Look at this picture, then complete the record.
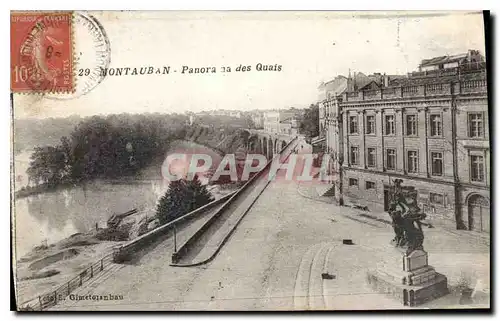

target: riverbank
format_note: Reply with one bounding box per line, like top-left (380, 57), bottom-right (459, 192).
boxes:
top-left (16, 231), bottom-right (123, 304)
top-left (15, 181), bottom-right (238, 304)
top-left (14, 182), bottom-right (76, 199)
top-left (16, 207), bottom-right (173, 303)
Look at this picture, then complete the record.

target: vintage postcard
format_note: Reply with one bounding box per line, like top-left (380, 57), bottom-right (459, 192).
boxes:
top-left (11, 11), bottom-right (490, 311)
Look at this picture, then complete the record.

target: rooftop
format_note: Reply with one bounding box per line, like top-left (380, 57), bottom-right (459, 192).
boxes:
top-left (320, 50), bottom-right (486, 104)
top-left (420, 53), bottom-right (468, 67)
top-left (419, 50), bottom-right (484, 68)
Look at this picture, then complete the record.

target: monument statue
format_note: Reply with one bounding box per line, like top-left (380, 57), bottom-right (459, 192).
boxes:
top-left (387, 179), bottom-right (427, 254)
top-left (366, 178), bottom-right (448, 306)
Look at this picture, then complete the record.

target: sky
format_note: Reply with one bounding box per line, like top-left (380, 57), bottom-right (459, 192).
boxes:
top-left (13, 11), bottom-right (486, 119)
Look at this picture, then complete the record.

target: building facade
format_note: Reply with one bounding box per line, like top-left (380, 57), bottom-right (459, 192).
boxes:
top-left (279, 117), bottom-right (299, 136)
top-left (321, 51), bottom-right (489, 232)
top-left (250, 112), bottom-right (264, 129)
top-left (263, 111), bottom-right (280, 133)
top-left (318, 76), bottom-right (348, 136)
top-left (263, 110), bottom-right (301, 134)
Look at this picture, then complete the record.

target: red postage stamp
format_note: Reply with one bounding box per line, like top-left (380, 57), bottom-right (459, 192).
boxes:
top-left (11, 11), bottom-right (74, 93)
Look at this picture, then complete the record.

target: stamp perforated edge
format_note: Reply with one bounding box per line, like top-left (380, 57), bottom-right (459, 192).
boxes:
top-left (11, 11), bottom-right (76, 95)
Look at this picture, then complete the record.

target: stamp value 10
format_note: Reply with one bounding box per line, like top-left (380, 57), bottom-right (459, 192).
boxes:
top-left (11, 11), bottom-right (74, 93)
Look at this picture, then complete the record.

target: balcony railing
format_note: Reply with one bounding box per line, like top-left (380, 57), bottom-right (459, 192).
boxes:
top-left (425, 83), bottom-right (452, 96)
top-left (402, 86), bottom-right (418, 94)
top-left (425, 83), bottom-right (443, 92)
top-left (339, 78), bottom-right (487, 103)
top-left (461, 79), bottom-right (488, 94)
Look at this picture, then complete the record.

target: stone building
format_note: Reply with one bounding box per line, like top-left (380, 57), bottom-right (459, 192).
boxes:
top-left (321, 50), bottom-right (489, 232)
top-left (263, 110), bottom-right (280, 133)
top-left (263, 110), bottom-right (301, 134)
top-left (279, 117), bottom-right (299, 136)
top-left (250, 111), bottom-right (264, 129)
top-left (318, 76), bottom-right (348, 135)
top-left (317, 72), bottom-right (404, 145)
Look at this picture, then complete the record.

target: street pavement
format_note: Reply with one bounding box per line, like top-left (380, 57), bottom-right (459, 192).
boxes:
top-left (52, 171), bottom-right (490, 311)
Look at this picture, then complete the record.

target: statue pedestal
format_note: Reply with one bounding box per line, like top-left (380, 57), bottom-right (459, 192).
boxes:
top-left (367, 249), bottom-right (448, 307)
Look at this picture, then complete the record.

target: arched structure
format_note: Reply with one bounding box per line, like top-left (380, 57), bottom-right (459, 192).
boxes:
top-left (244, 129), bottom-right (296, 160)
top-left (465, 193), bottom-right (490, 233)
top-left (262, 136), bottom-right (268, 158)
top-left (267, 138), bottom-right (274, 159)
top-left (247, 135), bottom-right (260, 154)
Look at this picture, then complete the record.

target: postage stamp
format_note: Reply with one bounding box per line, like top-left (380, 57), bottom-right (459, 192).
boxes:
top-left (11, 11), bottom-right (74, 93)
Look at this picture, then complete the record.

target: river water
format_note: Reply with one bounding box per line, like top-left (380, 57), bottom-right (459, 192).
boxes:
top-left (13, 140), bottom-right (223, 257)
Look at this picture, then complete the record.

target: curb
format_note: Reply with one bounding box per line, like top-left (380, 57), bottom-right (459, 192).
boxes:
top-left (170, 176), bottom-right (274, 267)
top-left (296, 181), bottom-right (335, 205)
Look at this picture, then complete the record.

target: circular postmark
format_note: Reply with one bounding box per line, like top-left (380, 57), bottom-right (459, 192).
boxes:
top-left (45, 12), bottom-right (111, 100)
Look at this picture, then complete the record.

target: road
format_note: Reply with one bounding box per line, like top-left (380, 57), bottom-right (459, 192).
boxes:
top-left (52, 172), bottom-right (490, 310)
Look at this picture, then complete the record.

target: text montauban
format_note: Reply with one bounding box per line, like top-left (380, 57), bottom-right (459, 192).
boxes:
top-left (94, 63), bottom-right (282, 77)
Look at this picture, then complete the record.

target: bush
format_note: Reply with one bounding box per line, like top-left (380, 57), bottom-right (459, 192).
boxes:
top-left (156, 175), bottom-right (214, 224)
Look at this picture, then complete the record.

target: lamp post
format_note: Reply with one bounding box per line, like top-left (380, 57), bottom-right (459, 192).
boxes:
top-left (173, 224), bottom-right (177, 252)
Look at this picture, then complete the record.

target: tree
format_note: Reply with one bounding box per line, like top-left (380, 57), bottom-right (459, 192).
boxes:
top-left (22, 112), bottom-right (250, 191)
top-left (156, 175), bottom-right (214, 224)
top-left (26, 145), bottom-right (68, 186)
top-left (185, 175), bottom-right (215, 210)
top-left (299, 103), bottom-right (320, 138)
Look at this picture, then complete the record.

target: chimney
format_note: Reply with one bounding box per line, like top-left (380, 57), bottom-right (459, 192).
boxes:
top-left (383, 73), bottom-right (389, 87)
top-left (347, 69), bottom-right (353, 92)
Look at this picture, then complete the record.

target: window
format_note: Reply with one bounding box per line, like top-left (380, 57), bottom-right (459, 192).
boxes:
top-left (470, 155), bottom-right (485, 182)
top-left (406, 114), bottom-right (417, 136)
top-left (366, 115), bottom-right (376, 134)
top-left (386, 149), bottom-right (396, 170)
top-left (349, 178), bottom-right (358, 187)
top-left (366, 147), bottom-right (376, 167)
top-left (385, 115), bottom-right (395, 135)
top-left (365, 181), bottom-right (376, 190)
top-left (349, 115), bottom-right (358, 134)
top-left (431, 152), bottom-right (443, 176)
top-left (430, 114), bottom-right (442, 136)
top-left (407, 150), bottom-right (418, 173)
top-left (468, 113), bottom-right (484, 138)
top-left (429, 192), bottom-right (444, 205)
top-left (350, 146), bottom-right (359, 165)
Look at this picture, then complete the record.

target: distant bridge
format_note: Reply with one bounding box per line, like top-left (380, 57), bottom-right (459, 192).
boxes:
top-left (245, 129), bottom-right (296, 160)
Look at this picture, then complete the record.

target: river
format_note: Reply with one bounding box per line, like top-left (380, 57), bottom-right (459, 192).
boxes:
top-left (13, 140), bottom-right (223, 258)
